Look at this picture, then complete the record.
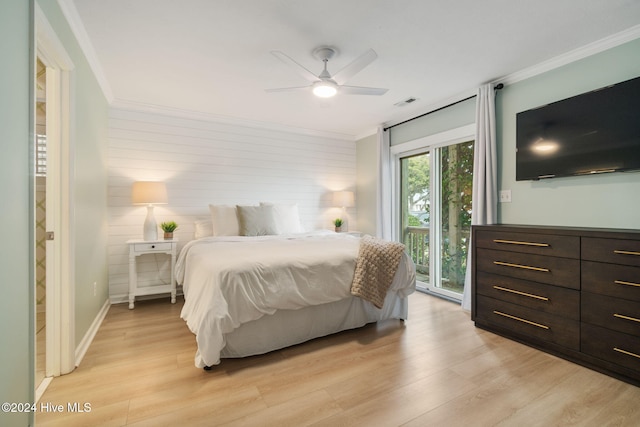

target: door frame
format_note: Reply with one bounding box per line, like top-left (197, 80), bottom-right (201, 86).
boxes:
top-left (35, 4), bottom-right (75, 378)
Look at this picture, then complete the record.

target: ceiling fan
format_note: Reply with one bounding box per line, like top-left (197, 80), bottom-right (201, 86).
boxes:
top-left (266, 47), bottom-right (388, 98)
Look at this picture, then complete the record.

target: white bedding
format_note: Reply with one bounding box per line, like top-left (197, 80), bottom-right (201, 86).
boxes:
top-left (177, 230), bottom-right (416, 367)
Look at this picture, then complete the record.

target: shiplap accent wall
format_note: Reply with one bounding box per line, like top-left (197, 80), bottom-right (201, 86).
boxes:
top-left (107, 107), bottom-right (358, 302)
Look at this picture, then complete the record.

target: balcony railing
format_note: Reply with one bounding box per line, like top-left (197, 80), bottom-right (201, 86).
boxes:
top-left (404, 226), bottom-right (429, 276)
top-left (404, 226), bottom-right (470, 294)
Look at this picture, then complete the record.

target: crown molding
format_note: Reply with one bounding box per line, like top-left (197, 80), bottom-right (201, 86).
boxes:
top-left (383, 25), bottom-right (640, 132)
top-left (110, 99), bottom-right (356, 141)
top-left (56, 0), bottom-right (114, 102)
top-left (496, 24), bottom-right (640, 86)
top-left (55, 1), bottom-right (639, 141)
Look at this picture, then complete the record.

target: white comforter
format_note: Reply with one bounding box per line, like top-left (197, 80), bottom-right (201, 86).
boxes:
top-left (177, 231), bottom-right (414, 367)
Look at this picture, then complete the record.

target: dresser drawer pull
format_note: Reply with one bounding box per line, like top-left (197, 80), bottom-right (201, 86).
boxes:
top-left (492, 285), bottom-right (549, 301)
top-left (613, 313), bottom-right (640, 324)
top-left (613, 347), bottom-right (640, 360)
top-left (614, 250), bottom-right (640, 256)
top-left (615, 280), bottom-right (640, 288)
top-left (493, 239), bottom-right (550, 247)
top-left (493, 310), bottom-right (549, 329)
top-left (493, 261), bottom-right (550, 272)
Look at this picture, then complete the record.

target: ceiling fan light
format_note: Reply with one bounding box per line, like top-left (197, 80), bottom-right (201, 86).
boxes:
top-left (312, 81), bottom-right (338, 98)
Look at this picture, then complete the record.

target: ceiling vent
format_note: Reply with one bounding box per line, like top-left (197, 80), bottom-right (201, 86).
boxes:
top-left (394, 97), bottom-right (418, 107)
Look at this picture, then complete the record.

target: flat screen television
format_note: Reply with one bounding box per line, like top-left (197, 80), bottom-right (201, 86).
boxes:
top-left (516, 76), bottom-right (640, 181)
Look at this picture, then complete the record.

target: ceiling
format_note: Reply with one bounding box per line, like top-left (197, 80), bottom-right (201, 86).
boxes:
top-left (68, 0), bottom-right (640, 139)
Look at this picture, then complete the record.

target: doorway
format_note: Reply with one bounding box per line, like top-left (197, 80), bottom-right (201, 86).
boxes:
top-left (35, 6), bottom-right (76, 400)
top-left (394, 125), bottom-right (475, 301)
top-left (35, 57), bottom-right (48, 391)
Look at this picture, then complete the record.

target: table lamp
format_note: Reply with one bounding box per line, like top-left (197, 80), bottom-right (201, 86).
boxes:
top-left (132, 181), bottom-right (168, 241)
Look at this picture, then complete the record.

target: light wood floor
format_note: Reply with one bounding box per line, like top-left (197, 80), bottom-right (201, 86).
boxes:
top-left (37, 293), bottom-right (640, 426)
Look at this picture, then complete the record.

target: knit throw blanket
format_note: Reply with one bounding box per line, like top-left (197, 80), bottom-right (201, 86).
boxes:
top-left (350, 235), bottom-right (406, 309)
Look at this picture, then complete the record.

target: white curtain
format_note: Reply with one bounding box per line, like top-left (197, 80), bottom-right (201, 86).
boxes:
top-left (461, 84), bottom-right (498, 311)
top-left (376, 126), bottom-right (392, 240)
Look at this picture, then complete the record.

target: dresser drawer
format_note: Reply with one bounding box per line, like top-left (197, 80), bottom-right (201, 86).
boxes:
top-left (476, 295), bottom-right (580, 350)
top-left (582, 237), bottom-right (640, 267)
top-left (582, 261), bottom-right (640, 302)
top-left (582, 292), bottom-right (640, 338)
top-left (476, 248), bottom-right (580, 289)
top-left (475, 230), bottom-right (579, 258)
top-left (132, 242), bottom-right (173, 252)
top-left (581, 323), bottom-right (640, 374)
top-left (476, 271), bottom-right (579, 320)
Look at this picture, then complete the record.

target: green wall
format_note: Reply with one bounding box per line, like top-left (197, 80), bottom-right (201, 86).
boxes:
top-left (0, 2), bottom-right (108, 424)
top-left (37, 0), bottom-right (110, 345)
top-left (357, 38), bottom-right (640, 235)
top-left (0, 2), bottom-right (34, 425)
top-left (498, 38), bottom-right (640, 229)
top-left (389, 97), bottom-right (476, 145)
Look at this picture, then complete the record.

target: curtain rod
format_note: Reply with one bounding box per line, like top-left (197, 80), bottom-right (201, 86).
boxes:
top-left (383, 83), bottom-right (504, 131)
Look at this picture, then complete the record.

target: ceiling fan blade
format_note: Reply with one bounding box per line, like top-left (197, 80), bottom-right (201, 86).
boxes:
top-left (271, 51), bottom-right (319, 83)
top-left (265, 86), bottom-right (310, 93)
top-left (340, 85), bottom-right (388, 96)
top-left (332, 49), bottom-right (378, 85)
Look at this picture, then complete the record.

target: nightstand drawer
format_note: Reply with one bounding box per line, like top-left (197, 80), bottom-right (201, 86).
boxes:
top-left (582, 261), bottom-right (640, 302)
top-left (475, 230), bottom-right (579, 258)
top-left (133, 242), bottom-right (173, 252)
top-left (476, 271), bottom-right (579, 320)
top-left (581, 323), bottom-right (640, 374)
top-left (476, 248), bottom-right (580, 289)
top-left (582, 237), bottom-right (640, 267)
top-left (582, 292), bottom-right (640, 337)
top-left (476, 295), bottom-right (580, 350)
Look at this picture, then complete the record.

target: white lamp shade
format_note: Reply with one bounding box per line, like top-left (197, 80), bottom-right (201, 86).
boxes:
top-left (132, 181), bottom-right (168, 205)
top-left (132, 181), bottom-right (167, 241)
top-left (333, 191), bottom-right (355, 208)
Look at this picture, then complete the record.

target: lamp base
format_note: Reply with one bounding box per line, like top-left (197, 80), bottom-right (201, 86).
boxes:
top-left (143, 205), bottom-right (158, 241)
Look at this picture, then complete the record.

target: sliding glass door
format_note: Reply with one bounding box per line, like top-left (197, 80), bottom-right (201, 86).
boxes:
top-left (400, 140), bottom-right (473, 300)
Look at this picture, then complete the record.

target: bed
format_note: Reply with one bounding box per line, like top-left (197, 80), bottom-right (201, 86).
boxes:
top-left (176, 205), bottom-right (416, 368)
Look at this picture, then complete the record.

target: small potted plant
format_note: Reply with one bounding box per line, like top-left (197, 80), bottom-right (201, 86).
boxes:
top-left (160, 221), bottom-right (178, 240)
top-left (333, 218), bottom-right (343, 233)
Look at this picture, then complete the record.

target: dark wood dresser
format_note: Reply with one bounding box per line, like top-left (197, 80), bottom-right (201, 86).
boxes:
top-left (472, 224), bottom-right (640, 386)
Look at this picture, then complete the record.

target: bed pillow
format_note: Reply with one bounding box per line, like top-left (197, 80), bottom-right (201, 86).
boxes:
top-left (194, 218), bottom-right (213, 239)
top-left (209, 204), bottom-right (240, 236)
top-left (260, 202), bottom-right (304, 234)
top-left (236, 205), bottom-right (277, 236)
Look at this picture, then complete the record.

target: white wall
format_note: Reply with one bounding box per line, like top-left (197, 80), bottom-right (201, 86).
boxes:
top-left (107, 108), bottom-right (357, 301)
top-left (356, 133), bottom-right (378, 236)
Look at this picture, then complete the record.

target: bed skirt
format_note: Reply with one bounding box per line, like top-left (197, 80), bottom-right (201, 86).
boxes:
top-left (204, 290), bottom-right (409, 364)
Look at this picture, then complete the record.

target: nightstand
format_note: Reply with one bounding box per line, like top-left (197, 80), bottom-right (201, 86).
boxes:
top-left (127, 239), bottom-right (178, 309)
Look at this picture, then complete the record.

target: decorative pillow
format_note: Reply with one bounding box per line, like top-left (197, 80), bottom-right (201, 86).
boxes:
top-left (209, 204), bottom-right (240, 236)
top-left (194, 218), bottom-right (213, 239)
top-left (260, 202), bottom-right (304, 234)
top-left (236, 205), bottom-right (277, 236)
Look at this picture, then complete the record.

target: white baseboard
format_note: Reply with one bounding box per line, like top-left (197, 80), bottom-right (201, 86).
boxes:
top-left (35, 377), bottom-right (53, 403)
top-left (75, 299), bottom-right (110, 367)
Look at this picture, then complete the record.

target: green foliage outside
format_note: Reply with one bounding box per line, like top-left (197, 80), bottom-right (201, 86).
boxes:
top-left (404, 141), bottom-right (474, 293)
top-left (407, 154), bottom-right (430, 212)
top-left (440, 142), bottom-right (474, 291)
